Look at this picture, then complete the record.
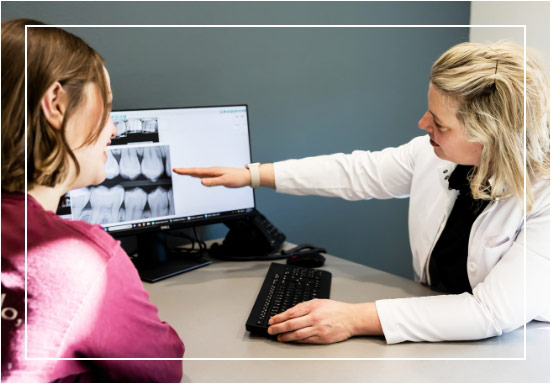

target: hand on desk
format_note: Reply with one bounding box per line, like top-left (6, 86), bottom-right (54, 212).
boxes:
top-left (267, 299), bottom-right (383, 344)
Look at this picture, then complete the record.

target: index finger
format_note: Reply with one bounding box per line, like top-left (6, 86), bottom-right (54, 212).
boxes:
top-left (269, 302), bottom-right (311, 325)
top-left (172, 167), bottom-right (219, 177)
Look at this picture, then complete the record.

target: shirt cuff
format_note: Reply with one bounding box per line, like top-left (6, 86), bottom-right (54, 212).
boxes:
top-left (273, 160), bottom-right (295, 194)
top-left (375, 299), bottom-right (406, 344)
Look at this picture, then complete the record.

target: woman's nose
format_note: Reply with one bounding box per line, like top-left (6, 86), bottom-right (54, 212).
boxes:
top-left (418, 112), bottom-right (432, 133)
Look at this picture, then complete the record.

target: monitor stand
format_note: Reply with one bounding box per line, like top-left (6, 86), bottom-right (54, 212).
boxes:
top-left (132, 232), bottom-right (211, 283)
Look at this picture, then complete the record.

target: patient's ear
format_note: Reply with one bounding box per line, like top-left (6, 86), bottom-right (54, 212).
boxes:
top-left (40, 81), bottom-right (68, 130)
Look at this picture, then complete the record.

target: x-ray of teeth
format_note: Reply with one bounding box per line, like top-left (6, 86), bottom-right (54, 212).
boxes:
top-left (119, 147), bottom-right (141, 180)
top-left (148, 187), bottom-right (170, 217)
top-left (61, 143), bottom-right (175, 225)
top-left (65, 185), bottom-right (175, 225)
top-left (142, 119), bottom-right (158, 133)
top-left (141, 146), bottom-right (164, 182)
top-left (124, 187), bottom-right (148, 221)
top-left (110, 145), bottom-right (171, 182)
top-left (114, 119), bottom-right (127, 137)
top-left (126, 118), bottom-right (143, 133)
top-left (89, 185), bottom-right (125, 224)
top-left (110, 117), bottom-right (159, 145)
top-left (70, 188), bottom-right (90, 220)
top-left (105, 150), bottom-right (119, 179)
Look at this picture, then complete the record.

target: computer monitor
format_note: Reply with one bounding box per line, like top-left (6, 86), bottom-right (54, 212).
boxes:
top-left (56, 105), bottom-right (255, 281)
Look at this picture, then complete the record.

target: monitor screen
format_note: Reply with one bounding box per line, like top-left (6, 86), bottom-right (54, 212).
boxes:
top-left (57, 105), bottom-right (255, 235)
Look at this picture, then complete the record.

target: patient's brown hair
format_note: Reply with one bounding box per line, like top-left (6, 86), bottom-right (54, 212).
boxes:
top-left (1, 19), bottom-right (110, 193)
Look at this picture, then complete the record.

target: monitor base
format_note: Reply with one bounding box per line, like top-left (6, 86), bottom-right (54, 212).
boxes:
top-left (134, 254), bottom-right (212, 283)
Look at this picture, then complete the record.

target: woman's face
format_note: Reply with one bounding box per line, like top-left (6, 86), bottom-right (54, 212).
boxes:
top-left (65, 68), bottom-right (116, 190)
top-left (418, 83), bottom-right (483, 165)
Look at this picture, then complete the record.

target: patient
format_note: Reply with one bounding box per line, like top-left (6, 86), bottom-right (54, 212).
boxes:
top-left (1, 19), bottom-right (184, 382)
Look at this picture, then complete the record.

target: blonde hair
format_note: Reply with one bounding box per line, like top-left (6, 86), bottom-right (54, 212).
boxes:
top-left (1, 19), bottom-right (110, 193)
top-left (430, 41), bottom-right (550, 211)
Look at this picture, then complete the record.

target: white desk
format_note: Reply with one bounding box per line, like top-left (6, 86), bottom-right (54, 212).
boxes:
top-left (144, 245), bottom-right (550, 382)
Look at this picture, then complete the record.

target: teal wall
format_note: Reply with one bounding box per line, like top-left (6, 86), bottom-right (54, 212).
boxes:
top-left (2, 2), bottom-right (471, 279)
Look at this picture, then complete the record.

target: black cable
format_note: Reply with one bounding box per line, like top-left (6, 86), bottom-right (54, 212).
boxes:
top-left (168, 230), bottom-right (196, 249)
top-left (192, 227), bottom-right (207, 252)
top-left (166, 229), bottom-right (205, 259)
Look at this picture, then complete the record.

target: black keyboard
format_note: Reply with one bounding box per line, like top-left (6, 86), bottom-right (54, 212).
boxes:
top-left (245, 262), bottom-right (332, 335)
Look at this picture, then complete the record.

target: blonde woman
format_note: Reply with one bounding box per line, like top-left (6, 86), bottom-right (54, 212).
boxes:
top-left (1, 19), bottom-right (184, 381)
top-left (174, 42), bottom-right (550, 344)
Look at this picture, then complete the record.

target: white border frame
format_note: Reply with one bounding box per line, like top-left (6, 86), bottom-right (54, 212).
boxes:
top-left (24, 23), bottom-right (527, 362)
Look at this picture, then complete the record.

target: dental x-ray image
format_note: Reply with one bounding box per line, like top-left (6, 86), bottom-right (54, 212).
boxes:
top-left (70, 185), bottom-right (175, 225)
top-left (105, 145), bottom-right (171, 183)
top-left (55, 144), bottom-right (175, 225)
top-left (112, 117), bottom-right (159, 145)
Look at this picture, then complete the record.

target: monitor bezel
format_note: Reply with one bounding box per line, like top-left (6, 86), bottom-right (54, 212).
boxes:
top-left (104, 103), bottom-right (256, 238)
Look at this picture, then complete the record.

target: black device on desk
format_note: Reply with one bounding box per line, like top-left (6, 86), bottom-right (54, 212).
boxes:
top-left (246, 262), bottom-right (332, 336)
top-left (55, 104), bottom-right (260, 282)
top-left (283, 244), bottom-right (326, 268)
top-left (209, 211), bottom-right (286, 261)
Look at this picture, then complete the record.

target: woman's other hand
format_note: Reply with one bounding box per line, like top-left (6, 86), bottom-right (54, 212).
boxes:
top-left (267, 299), bottom-right (383, 344)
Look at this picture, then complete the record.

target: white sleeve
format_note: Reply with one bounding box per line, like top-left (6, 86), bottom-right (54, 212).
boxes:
top-left (375, 194), bottom-right (550, 344)
top-left (273, 136), bottom-right (427, 200)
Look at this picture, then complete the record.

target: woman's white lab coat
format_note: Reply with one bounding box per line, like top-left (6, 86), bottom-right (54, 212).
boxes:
top-left (273, 135), bottom-right (549, 344)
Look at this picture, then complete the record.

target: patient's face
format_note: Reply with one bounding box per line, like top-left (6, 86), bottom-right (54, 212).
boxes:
top-left (65, 68), bottom-right (116, 189)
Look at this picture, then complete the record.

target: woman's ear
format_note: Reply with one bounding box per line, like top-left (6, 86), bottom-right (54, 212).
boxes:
top-left (40, 82), bottom-right (68, 130)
